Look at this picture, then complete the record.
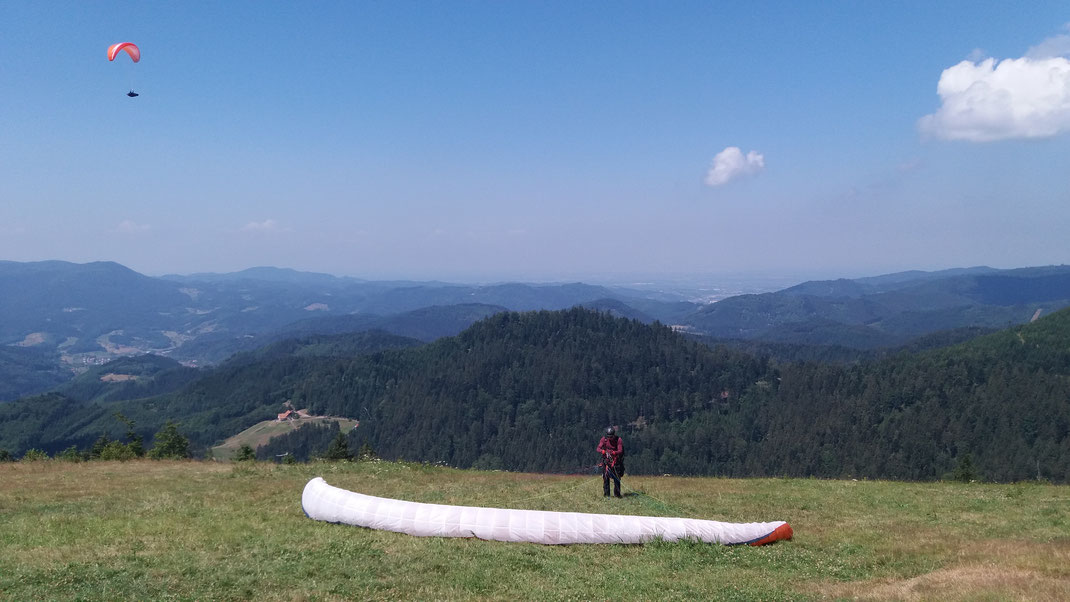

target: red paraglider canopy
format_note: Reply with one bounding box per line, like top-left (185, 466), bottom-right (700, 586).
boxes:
top-left (107, 43), bottom-right (140, 63)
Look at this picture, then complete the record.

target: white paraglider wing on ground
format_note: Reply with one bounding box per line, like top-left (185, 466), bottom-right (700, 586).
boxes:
top-left (302, 477), bottom-right (792, 546)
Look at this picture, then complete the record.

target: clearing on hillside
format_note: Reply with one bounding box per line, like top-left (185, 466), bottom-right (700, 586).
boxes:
top-left (211, 413), bottom-right (358, 460)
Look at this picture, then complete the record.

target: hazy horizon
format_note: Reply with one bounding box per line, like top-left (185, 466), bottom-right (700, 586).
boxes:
top-left (11, 256), bottom-right (1060, 298)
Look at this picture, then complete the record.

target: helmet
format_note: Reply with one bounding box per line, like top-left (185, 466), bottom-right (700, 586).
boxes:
top-left (605, 426), bottom-right (616, 436)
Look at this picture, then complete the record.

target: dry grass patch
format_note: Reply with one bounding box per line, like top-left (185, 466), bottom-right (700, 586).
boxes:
top-left (816, 539), bottom-right (1070, 601)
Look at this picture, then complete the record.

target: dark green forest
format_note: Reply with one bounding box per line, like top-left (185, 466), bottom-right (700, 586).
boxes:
top-left (0, 345), bottom-right (71, 402)
top-left (292, 308), bottom-right (1069, 481)
top-left (55, 355), bottom-right (200, 404)
top-left (3, 307), bottom-right (1068, 483)
top-left (256, 421), bottom-right (343, 462)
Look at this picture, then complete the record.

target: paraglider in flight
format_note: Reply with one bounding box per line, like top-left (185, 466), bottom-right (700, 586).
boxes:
top-left (107, 42), bottom-right (140, 62)
top-left (108, 43), bottom-right (141, 97)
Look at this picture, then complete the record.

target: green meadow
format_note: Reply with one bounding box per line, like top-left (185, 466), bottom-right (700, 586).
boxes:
top-left (1, 460), bottom-right (1068, 601)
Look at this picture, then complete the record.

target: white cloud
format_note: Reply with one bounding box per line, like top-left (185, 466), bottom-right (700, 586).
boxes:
top-left (1026, 23), bottom-right (1070, 59)
top-left (919, 31), bottom-right (1070, 141)
top-left (704, 147), bottom-right (765, 187)
top-left (114, 220), bottom-right (150, 233)
top-left (240, 219), bottom-right (285, 233)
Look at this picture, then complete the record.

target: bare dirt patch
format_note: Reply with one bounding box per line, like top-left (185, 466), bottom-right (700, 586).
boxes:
top-left (15, 332), bottom-right (47, 347)
top-left (100, 373), bottom-right (137, 382)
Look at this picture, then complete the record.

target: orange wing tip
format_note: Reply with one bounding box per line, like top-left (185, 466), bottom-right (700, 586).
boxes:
top-left (749, 522), bottom-right (793, 546)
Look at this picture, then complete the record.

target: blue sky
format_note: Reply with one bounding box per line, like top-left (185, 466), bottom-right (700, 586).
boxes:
top-left (2, 1), bottom-right (1068, 283)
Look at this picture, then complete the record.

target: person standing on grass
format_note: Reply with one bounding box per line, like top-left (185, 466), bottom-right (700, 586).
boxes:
top-left (597, 426), bottom-right (624, 498)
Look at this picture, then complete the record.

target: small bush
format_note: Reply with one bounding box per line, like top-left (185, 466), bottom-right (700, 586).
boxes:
top-left (90, 434), bottom-right (112, 459)
top-left (56, 446), bottom-right (83, 462)
top-left (356, 442), bottom-right (378, 462)
top-left (149, 421), bottom-right (191, 459)
top-left (952, 454), bottom-right (979, 483)
top-left (99, 441), bottom-right (137, 461)
top-left (472, 453), bottom-right (503, 471)
top-left (323, 433), bottom-right (353, 461)
top-left (21, 448), bottom-right (49, 462)
top-left (234, 444), bottom-right (256, 462)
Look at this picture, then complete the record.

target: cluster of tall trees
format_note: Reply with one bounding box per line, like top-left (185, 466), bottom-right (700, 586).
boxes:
top-left (256, 421), bottom-right (344, 462)
top-left (2, 415), bottom-right (191, 462)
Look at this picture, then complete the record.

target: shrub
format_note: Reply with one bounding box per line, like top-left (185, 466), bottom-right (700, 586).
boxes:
top-left (356, 442), bottom-right (378, 462)
top-left (99, 441), bottom-right (137, 461)
top-left (115, 413), bottom-right (145, 458)
top-left (234, 444), bottom-right (256, 462)
top-left (472, 453), bottom-right (503, 471)
top-left (952, 454), bottom-right (979, 483)
top-left (56, 446), bottom-right (83, 462)
top-left (90, 434), bottom-right (112, 459)
top-left (21, 448), bottom-right (49, 462)
top-left (323, 432), bottom-right (353, 461)
top-left (149, 421), bottom-right (191, 459)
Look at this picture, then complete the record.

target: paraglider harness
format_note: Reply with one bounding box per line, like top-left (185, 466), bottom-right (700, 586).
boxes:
top-left (600, 447), bottom-right (624, 498)
top-left (600, 450), bottom-right (625, 479)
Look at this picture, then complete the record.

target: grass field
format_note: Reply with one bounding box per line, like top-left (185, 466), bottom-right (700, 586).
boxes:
top-left (1, 460), bottom-right (1068, 601)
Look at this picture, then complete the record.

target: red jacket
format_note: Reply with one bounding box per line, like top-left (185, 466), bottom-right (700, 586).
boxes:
top-left (597, 435), bottom-right (623, 464)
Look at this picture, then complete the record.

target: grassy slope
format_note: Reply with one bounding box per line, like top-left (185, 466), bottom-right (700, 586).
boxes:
top-left (210, 416), bottom-right (359, 460)
top-left (1, 461), bottom-right (1068, 601)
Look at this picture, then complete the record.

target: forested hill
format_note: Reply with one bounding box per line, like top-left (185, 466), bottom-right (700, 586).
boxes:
top-left (0, 345), bottom-right (70, 402)
top-left (295, 307), bottom-right (1070, 481)
top-left (3, 307), bottom-right (1067, 482)
top-left (300, 309), bottom-right (775, 472)
top-left (754, 308), bottom-right (1070, 483)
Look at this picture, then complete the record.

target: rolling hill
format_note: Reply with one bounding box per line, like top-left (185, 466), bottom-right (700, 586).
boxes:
top-left (683, 265), bottom-right (1070, 347)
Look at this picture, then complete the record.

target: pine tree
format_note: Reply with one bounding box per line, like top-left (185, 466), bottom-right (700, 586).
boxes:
top-left (115, 413), bottom-right (145, 457)
top-left (148, 421), bottom-right (191, 459)
top-left (356, 442), bottom-right (378, 461)
top-left (324, 432), bottom-right (353, 461)
top-left (90, 434), bottom-right (112, 459)
top-left (234, 444), bottom-right (256, 462)
top-left (953, 454), bottom-right (978, 483)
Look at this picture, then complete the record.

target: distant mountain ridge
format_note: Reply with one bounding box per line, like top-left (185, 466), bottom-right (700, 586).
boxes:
top-left (161, 266), bottom-right (362, 287)
top-left (684, 265), bottom-right (1070, 347)
top-left (0, 261), bottom-right (693, 393)
top-left (4, 260), bottom-right (1070, 400)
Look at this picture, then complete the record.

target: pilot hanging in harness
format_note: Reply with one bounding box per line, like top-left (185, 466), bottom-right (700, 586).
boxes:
top-left (597, 426), bottom-right (624, 498)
